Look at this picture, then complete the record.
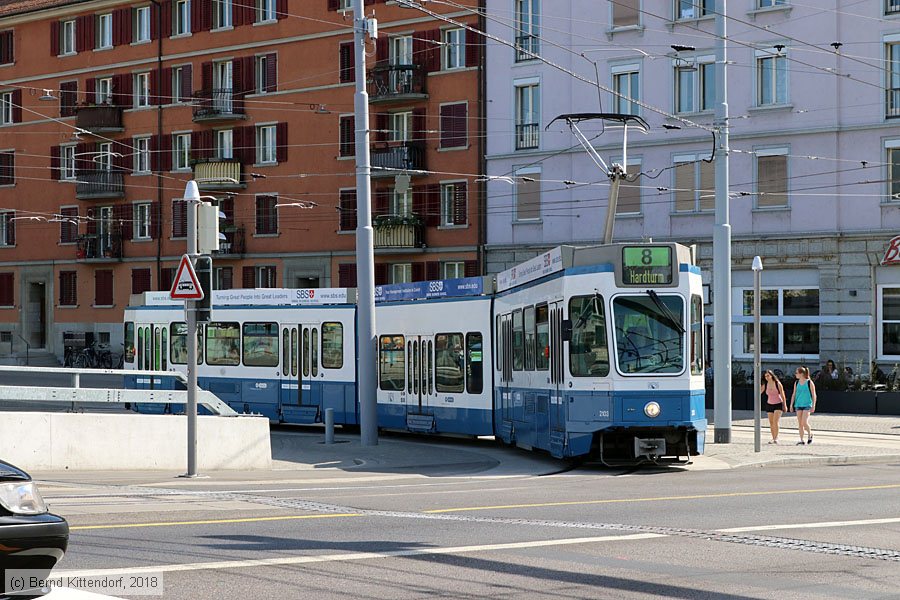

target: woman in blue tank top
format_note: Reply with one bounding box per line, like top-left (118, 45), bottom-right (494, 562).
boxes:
top-left (790, 366), bottom-right (817, 445)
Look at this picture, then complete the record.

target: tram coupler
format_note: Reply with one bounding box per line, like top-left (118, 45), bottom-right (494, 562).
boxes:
top-left (634, 437), bottom-right (666, 460)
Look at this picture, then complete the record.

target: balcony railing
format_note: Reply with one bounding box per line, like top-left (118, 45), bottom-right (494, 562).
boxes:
top-left (368, 64), bottom-right (427, 103)
top-left (216, 225), bottom-right (245, 256)
top-left (374, 216), bottom-right (424, 249)
top-left (887, 0), bottom-right (900, 15)
top-left (515, 34), bottom-right (539, 62)
top-left (888, 88), bottom-right (900, 118)
top-left (193, 159), bottom-right (244, 189)
top-left (75, 105), bottom-right (124, 132)
top-left (76, 232), bottom-right (122, 261)
top-left (76, 170), bottom-right (125, 200)
top-left (515, 123), bottom-right (540, 150)
top-left (371, 143), bottom-right (426, 176)
top-left (192, 89), bottom-right (246, 121)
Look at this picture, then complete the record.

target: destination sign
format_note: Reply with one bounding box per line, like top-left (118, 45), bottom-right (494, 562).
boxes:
top-left (621, 246), bottom-right (673, 285)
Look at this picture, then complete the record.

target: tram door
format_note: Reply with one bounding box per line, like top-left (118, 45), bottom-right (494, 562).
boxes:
top-left (549, 302), bottom-right (565, 432)
top-left (280, 324), bottom-right (322, 416)
top-left (134, 323), bottom-right (165, 387)
top-left (405, 335), bottom-right (434, 416)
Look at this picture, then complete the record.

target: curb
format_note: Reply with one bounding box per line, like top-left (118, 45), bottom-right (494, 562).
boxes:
top-left (719, 453), bottom-right (900, 470)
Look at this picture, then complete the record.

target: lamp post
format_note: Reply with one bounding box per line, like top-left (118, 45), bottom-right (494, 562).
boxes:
top-left (752, 255), bottom-right (763, 453)
top-left (184, 180), bottom-right (200, 476)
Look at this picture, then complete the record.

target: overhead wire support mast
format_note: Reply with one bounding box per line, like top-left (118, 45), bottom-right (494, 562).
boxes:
top-left (548, 113), bottom-right (648, 245)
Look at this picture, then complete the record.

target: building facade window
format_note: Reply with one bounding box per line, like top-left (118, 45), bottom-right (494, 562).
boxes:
top-left (134, 72), bottom-right (150, 107)
top-left (759, 0), bottom-right (787, 7)
top-left (61, 145), bottom-right (76, 179)
top-left (134, 6), bottom-right (150, 42)
top-left (390, 111), bottom-right (412, 143)
top-left (214, 266), bottom-right (233, 290)
top-left (673, 154), bottom-right (714, 212)
top-left (172, 66), bottom-right (191, 103)
top-left (514, 167), bottom-right (541, 221)
top-left (440, 183), bottom-right (456, 226)
top-left (443, 262), bottom-right (465, 279)
top-left (514, 81), bottom-right (540, 150)
top-left (674, 59), bottom-right (714, 114)
top-left (97, 77), bottom-right (113, 104)
top-left (514, 0), bottom-right (539, 61)
top-left (133, 202), bottom-right (151, 240)
top-left (59, 206), bottom-right (78, 243)
top-left (880, 286), bottom-right (900, 357)
top-left (213, 0), bottom-right (232, 29)
top-left (390, 35), bottom-right (413, 66)
top-left (256, 124), bottom-right (276, 163)
top-left (0, 211), bottom-right (14, 246)
top-left (258, 0), bottom-right (276, 21)
top-left (439, 102), bottom-right (467, 149)
top-left (59, 271), bottom-right (77, 306)
top-left (392, 263), bottom-right (412, 284)
top-left (254, 265), bottom-right (276, 288)
top-left (0, 92), bottom-right (12, 125)
top-left (97, 13), bottom-right (113, 49)
top-left (97, 143), bottom-right (112, 171)
top-left (339, 115), bottom-right (355, 158)
top-left (738, 287), bottom-right (820, 358)
top-left (443, 28), bottom-right (465, 69)
top-left (612, 65), bottom-right (640, 115)
top-left (174, 0), bottom-right (190, 35)
top-left (173, 133), bottom-right (190, 170)
top-left (888, 43), bottom-right (900, 118)
top-left (391, 188), bottom-right (412, 217)
top-left (0, 151), bottom-right (14, 185)
top-left (612, 0), bottom-right (640, 27)
top-left (216, 129), bottom-right (233, 159)
top-left (61, 19), bottom-right (76, 55)
top-left (616, 161), bottom-right (642, 215)
top-left (677, 0), bottom-right (712, 19)
top-left (439, 182), bottom-right (467, 226)
top-left (133, 137), bottom-right (151, 173)
top-left (255, 194), bottom-right (278, 234)
top-left (757, 51), bottom-right (787, 106)
top-left (756, 149), bottom-right (789, 208)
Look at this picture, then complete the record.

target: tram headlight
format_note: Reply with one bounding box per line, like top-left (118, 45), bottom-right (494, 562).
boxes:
top-left (644, 401), bottom-right (661, 418)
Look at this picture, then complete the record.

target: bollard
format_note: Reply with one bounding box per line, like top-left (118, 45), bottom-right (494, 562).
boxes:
top-left (325, 408), bottom-right (335, 445)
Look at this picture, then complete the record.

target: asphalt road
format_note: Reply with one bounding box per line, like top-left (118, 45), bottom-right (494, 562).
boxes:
top-left (37, 457), bottom-right (900, 599)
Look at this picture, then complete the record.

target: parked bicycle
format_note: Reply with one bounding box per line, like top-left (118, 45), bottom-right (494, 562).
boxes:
top-left (73, 342), bottom-right (114, 369)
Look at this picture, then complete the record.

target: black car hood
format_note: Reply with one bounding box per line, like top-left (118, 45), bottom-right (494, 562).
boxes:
top-left (0, 460), bottom-right (30, 482)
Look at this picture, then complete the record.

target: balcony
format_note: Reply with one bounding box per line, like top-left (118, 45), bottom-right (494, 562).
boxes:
top-left (76, 170), bottom-right (125, 200)
top-left (887, 0), bottom-right (900, 15)
top-left (373, 215), bottom-right (424, 249)
top-left (515, 34), bottom-right (539, 62)
top-left (76, 232), bottom-right (122, 261)
top-left (75, 104), bottom-right (124, 133)
top-left (216, 225), bottom-right (245, 256)
top-left (192, 89), bottom-right (246, 122)
top-left (515, 123), bottom-right (540, 150)
top-left (368, 64), bottom-right (427, 104)
top-left (193, 159), bottom-right (245, 190)
top-left (888, 88), bottom-right (900, 119)
top-left (371, 143), bottom-right (426, 177)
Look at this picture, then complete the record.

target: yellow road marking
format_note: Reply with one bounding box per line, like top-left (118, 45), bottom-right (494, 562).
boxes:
top-left (70, 513), bottom-right (362, 531)
top-left (424, 483), bottom-right (900, 513)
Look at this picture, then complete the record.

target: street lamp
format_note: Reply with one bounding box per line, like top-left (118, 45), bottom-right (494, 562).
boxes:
top-left (752, 255), bottom-right (763, 453)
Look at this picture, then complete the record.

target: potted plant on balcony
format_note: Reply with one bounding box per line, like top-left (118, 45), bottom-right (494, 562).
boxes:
top-left (374, 213), bottom-right (423, 227)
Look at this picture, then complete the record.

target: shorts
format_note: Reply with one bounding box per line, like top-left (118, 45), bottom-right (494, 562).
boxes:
top-left (794, 406), bottom-right (811, 412)
top-left (765, 403), bottom-right (785, 413)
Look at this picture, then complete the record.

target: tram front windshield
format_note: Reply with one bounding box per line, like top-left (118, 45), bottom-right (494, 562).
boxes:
top-left (613, 294), bottom-right (685, 374)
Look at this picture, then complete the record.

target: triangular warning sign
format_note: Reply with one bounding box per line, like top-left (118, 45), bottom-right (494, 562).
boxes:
top-left (170, 254), bottom-right (204, 300)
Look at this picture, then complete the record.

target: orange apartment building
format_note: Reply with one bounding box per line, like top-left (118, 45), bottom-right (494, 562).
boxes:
top-left (0, 0), bottom-right (485, 360)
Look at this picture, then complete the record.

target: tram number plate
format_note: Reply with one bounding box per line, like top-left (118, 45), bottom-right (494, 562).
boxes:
top-left (622, 246), bottom-right (673, 285)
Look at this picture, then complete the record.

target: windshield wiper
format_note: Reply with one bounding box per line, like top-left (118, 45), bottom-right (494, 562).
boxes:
top-left (646, 290), bottom-right (685, 335)
top-left (574, 292), bottom-right (602, 329)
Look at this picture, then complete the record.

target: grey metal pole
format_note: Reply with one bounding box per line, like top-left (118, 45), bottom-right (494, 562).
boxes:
top-left (353, 0), bottom-right (378, 446)
top-left (712, 0), bottom-right (732, 444)
top-left (753, 257), bottom-right (762, 453)
top-left (185, 181), bottom-right (200, 476)
top-left (325, 407), bottom-right (335, 445)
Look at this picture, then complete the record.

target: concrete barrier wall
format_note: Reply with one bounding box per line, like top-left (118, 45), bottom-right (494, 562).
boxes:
top-left (0, 412), bottom-right (271, 471)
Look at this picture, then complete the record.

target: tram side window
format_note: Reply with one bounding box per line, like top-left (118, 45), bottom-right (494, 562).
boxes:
top-left (311, 327), bottom-right (319, 377)
top-left (161, 327), bottom-right (167, 370)
top-left (243, 322), bottom-right (278, 367)
top-left (524, 306), bottom-right (535, 370)
top-left (143, 326), bottom-right (151, 370)
top-left (466, 332), bottom-right (483, 394)
top-left (322, 322), bottom-right (343, 369)
top-left (569, 295), bottom-right (610, 377)
top-left (691, 295), bottom-right (703, 375)
top-left (512, 309), bottom-right (524, 371)
top-left (136, 327), bottom-right (143, 369)
top-left (435, 332), bottom-right (464, 393)
top-left (206, 322), bottom-right (241, 366)
top-left (169, 322), bottom-right (202, 365)
top-left (495, 315), bottom-right (502, 372)
top-left (535, 304), bottom-right (549, 370)
top-left (379, 335), bottom-right (405, 391)
top-left (124, 322), bottom-right (135, 363)
top-left (282, 328), bottom-right (289, 376)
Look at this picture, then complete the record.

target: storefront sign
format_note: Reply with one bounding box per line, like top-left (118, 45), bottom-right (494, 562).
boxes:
top-left (881, 235), bottom-right (900, 265)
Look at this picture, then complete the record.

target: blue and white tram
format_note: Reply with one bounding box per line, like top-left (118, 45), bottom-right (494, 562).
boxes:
top-left (493, 243), bottom-right (706, 460)
top-left (123, 288), bottom-right (357, 424)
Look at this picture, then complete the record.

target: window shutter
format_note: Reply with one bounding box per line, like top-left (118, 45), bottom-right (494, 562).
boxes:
top-left (374, 263), bottom-right (388, 286)
top-left (464, 260), bottom-right (478, 277)
top-left (338, 263), bottom-right (356, 287)
top-left (113, 8), bottom-right (129, 46)
top-left (233, 0), bottom-right (247, 26)
top-left (232, 56), bottom-right (243, 95)
top-left (95, 270), bottom-right (114, 306)
top-left (160, 267), bottom-right (175, 292)
top-left (149, 201), bottom-right (161, 239)
top-left (77, 15), bottom-right (95, 52)
top-left (75, 142), bottom-right (90, 174)
top-left (113, 203), bottom-right (131, 240)
top-left (374, 188), bottom-right (389, 217)
top-left (181, 64), bottom-right (193, 98)
top-left (242, 266), bottom-right (255, 288)
top-left (339, 189), bottom-right (357, 231)
top-left (452, 182), bottom-right (467, 225)
top-left (276, 0), bottom-right (287, 19)
top-left (158, 134), bottom-right (172, 171)
top-left (412, 31), bottom-right (427, 70)
top-left (50, 146), bottom-right (60, 180)
top-left (11, 89), bottom-right (21, 123)
top-left (131, 268), bottom-right (152, 294)
top-left (426, 29), bottom-right (442, 72)
top-left (440, 102), bottom-right (467, 149)
top-left (339, 116), bottom-right (355, 157)
top-left (201, 61), bottom-right (212, 91)
top-left (172, 199), bottom-right (187, 237)
top-left (265, 53), bottom-right (277, 92)
top-left (411, 263), bottom-right (425, 282)
top-left (465, 30), bottom-right (482, 68)
top-left (375, 111), bottom-right (388, 143)
top-left (191, 0), bottom-right (204, 33)
top-left (425, 183), bottom-right (440, 227)
top-left (412, 108), bottom-right (426, 144)
top-left (412, 185), bottom-right (425, 220)
top-left (276, 122), bottom-right (288, 163)
top-left (2, 30), bottom-right (12, 65)
top-left (375, 34), bottom-right (388, 64)
top-left (5, 212), bottom-right (14, 246)
top-left (425, 261), bottom-right (440, 281)
top-left (114, 140), bottom-right (131, 172)
top-left (150, 135), bottom-right (160, 172)
top-left (221, 267), bottom-right (233, 289)
top-left (154, 0), bottom-right (172, 38)
top-left (190, 130), bottom-right (201, 161)
top-left (60, 81), bottom-right (78, 117)
top-left (327, 0), bottom-right (340, 11)
top-left (112, 73), bottom-right (131, 106)
top-left (85, 77), bottom-right (96, 103)
top-left (157, 67), bottom-right (171, 105)
top-left (0, 272), bottom-right (13, 306)
top-left (339, 42), bottom-right (355, 83)
top-left (202, 129), bottom-right (215, 160)
top-left (86, 207), bottom-right (97, 235)
top-left (50, 21), bottom-right (60, 56)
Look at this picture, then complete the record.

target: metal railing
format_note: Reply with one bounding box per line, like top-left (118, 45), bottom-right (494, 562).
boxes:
top-left (217, 225), bottom-right (245, 255)
top-left (887, 88), bottom-right (900, 118)
top-left (76, 232), bottom-right (123, 260)
top-left (194, 159), bottom-right (243, 188)
top-left (192, 88), bottom-right (245, 120)
top-left (515, 34), bottom-right (539, 61)
top-left (368, 64), bottom-right (427, 101)
top-left (14, 333), bottom-right (29, 366)
top-left (75, 104), bottom-right (124, 131)
top-left (76, 170), bottom-right (125, 199)
top-left (887, 0), bottom-right (900, 15)
top-left (374, 217), bottom-right (424, 249)
top-left (515, 123), bottom-right (540, 150)
top-left (371, 143), bottom-right (426, 173)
